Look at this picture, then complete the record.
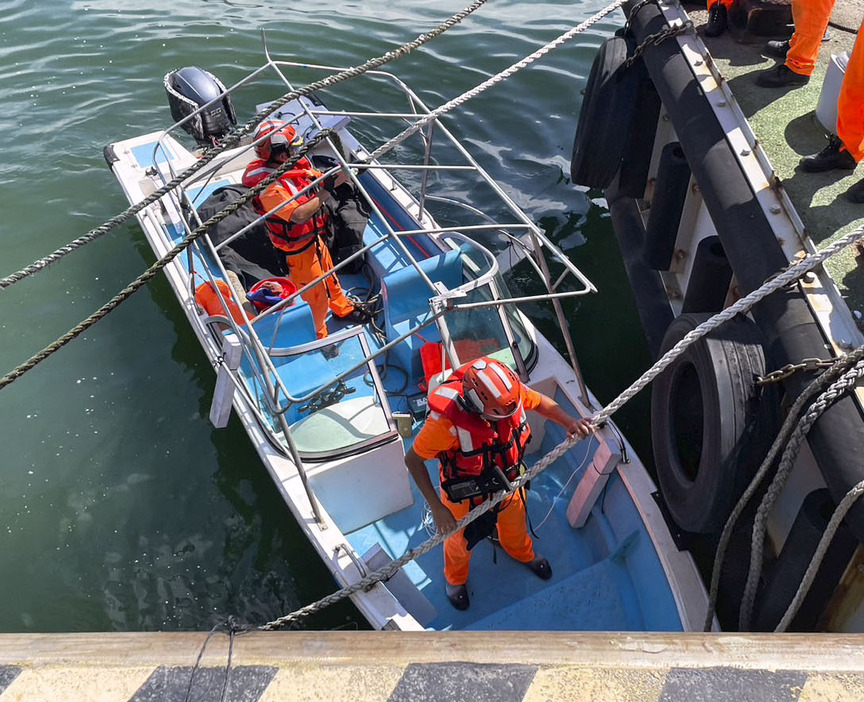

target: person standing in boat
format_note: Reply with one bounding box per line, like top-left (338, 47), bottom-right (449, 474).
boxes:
top-left (242, 119), bottom-right (372, 338)
top-left (404, 356), bottom-right (593, 611)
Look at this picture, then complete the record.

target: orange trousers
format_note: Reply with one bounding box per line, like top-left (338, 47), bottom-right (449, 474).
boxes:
top-left (441, 488), bottom-right (534, 586)
top-left (837, 17), bottom-right (864, 162)
top-left (706, 0), bottom-right (732, 8)
top-left (286, 240), bottom-right (354, 338)
top-left (786, 0), bottom-right (834, 77)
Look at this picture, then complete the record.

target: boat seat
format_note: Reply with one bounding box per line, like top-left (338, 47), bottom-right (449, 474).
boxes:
top-left (380, 250), bottom-right (463, 384)
top-left (249, 299), bottom-right (318, 350)
top-left (240, 301), bottom-right (337, 405)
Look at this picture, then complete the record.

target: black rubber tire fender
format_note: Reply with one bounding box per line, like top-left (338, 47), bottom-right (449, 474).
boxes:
top-left (651, 313), bottom-right (781, 534)
top-left (570, 34), bottom-right (640, 189)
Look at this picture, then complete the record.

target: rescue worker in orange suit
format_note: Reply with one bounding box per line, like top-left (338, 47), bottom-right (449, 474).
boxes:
top-left (756, 0), bottom-right (834, 87)
top-left (796, 15), bottom-right (864, 203)
top-left (242, 119), bottom-right (371, 338)
top-left (404, 357), bottom-right (593, 611)
top-left (704, 0), bottom-right (733, 38)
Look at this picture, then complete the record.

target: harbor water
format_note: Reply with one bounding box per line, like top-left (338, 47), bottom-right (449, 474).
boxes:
top-left (0, 0), bottom-right (652, 632)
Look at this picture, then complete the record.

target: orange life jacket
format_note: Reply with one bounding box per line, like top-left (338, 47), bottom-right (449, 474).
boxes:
top-left (241, 158), bottom-right (329, 254)
top-left (427, 364), bottom-right (531, 502)
top-left (194, 280), bottom-right (246, 325)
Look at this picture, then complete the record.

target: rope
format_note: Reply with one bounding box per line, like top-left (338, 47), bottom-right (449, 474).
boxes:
top-left (260, 423), bottom-right (582, 629)
top-left (775, 479), bottom-right (864, 632)
top-left (738, 358), bottom-right (864, 630)
top-left (0, 0), bottom-right (627, 391)
top-left (0, 132), bottom-right (333, 392)
top-left (0, 0), bottom-right (489, 291)
top-left (594, 222), bottom-right (864, 427)
top-left (363, 0), bottom-right (629, 163)
top-left (702, 344), bottom-right (864, 631)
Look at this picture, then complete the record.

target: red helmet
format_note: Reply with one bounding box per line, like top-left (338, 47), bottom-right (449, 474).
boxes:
top-left (253, 118), bottom-right (303, 161)
top-left (461, 358), bottom-right (522, 420)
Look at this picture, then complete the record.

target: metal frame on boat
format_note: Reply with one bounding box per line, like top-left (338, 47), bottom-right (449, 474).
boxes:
top-left (105, 37), bottom-right (708, 631)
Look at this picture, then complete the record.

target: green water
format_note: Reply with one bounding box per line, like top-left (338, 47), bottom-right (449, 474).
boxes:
top-left (0, 0), bottom-right (651, 632)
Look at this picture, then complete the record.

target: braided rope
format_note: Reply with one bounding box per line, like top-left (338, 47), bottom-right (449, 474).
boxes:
top-left (364, 0), bottom-right (628, 163)
top-left (775, 478), bottom-right (864, 632)
top-left (594, 223), bottom-right (864, 427)
top-left (261, 420), bottom-right (581, 629)
top-left (0, 0), bottom-right (489, 291)
top-left (0, 132), bottom-right (333, 392)
top-left (702, 344), bottom-right (864, 631)
top-left (0, 0), bottom-right (624, 391)
top-left (738, 359), bottom-right (864, 630)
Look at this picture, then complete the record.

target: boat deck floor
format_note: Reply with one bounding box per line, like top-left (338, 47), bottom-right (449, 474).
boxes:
top-left (688, 0), bottom-right (864, 316)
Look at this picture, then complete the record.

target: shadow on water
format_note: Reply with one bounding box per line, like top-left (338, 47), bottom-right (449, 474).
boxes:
top-left (517, 199), bottom-right (656, 474)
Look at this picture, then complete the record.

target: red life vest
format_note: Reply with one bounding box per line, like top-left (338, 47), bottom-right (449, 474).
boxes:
top-left (427, 364), bottom-right (531, 502)
top-left (241, 158), bottom-right (329, 254)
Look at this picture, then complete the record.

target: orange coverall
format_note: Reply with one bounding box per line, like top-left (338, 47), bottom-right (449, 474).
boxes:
top-left (412, 385), bottom-right (542, 586)
top-left (837, 18), bottom-right (864, 163)
top-left (785, 0), bottom-right (835, 78)
top-left (244, 161), bottom-right (355, 338)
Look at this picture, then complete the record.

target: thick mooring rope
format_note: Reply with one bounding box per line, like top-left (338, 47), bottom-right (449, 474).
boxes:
top-left (0, 132), bottom-right (333, 392)
top-left (0, 0), bottom-right (489, 291)
top-left (738, 358), bottom-right (864, 630)
top-left (702, 344), bottom-right (864, 631)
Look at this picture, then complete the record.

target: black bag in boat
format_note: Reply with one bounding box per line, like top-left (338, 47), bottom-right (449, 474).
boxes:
top-left (463, 508), bottom-right (498, 551)
top-left (312, 155), bottom-right (369, 274)
top-left (195, 185), bottom-right (288, 282)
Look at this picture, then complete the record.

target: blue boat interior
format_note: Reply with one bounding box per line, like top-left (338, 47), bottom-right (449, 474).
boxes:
top-left (143, 140), bottom-right (683, 632)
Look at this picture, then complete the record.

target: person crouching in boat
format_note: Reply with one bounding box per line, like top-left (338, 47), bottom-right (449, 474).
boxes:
top-left (404, 357), bottom-right (593, 611)
top-left (242, 119), bottom-right (372, 338)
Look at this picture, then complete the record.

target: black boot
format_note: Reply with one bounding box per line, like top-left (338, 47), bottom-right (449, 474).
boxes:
top-left (705, 3), bottom-right (727, 38)
top-left (762, 39), bottom-right (790, 59)
top-left (845, 178), bottom-right (864, 203)
top-left (526, 555), bottom-right (553, 580)
top-left (799, 134), bottom-right (857, 173)
top-left (445, 582), bottom-right (470, 610)
top-left (755, 64), bottom-right (809, 88)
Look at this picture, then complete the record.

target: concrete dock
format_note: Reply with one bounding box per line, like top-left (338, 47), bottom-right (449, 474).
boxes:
top-left (1, 631), bottom-right (863, 701)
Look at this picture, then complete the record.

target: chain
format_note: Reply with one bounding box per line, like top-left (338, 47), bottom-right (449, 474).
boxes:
top-left (624, 0), bottom-right (656, 35)
top-left (756, 358), bottom-right (838, 385)
top-left (622, 21), bottom-right (693, 70)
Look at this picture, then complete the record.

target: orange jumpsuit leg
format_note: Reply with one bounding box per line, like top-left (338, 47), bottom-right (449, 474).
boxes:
top-left (837, 17), bottom-right (864, 163)
top-left (495, 491), bottom-right (535, 564)
top-left (706, 0), bottom-right (733, 9)
top-left (441, 490), bottom-right (535, 586)
top-left (786, 0), bottom-right (835, 77)
top-left (441, 491), bottom-right (472, 586)
top-left (286, 241), bottom-right (355, 339)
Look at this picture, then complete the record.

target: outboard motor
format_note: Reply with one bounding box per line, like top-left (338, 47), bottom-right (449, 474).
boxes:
top-left (164, 66), bottom-right (237, 146)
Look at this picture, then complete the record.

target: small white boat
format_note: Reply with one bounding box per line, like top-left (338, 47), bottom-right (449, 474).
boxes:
top-left (104, 40), bottom-right (707, 631)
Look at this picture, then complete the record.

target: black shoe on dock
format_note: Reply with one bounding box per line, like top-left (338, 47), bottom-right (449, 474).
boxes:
top-left (762, 39), bottom-right (790, 59)
top-left (845, 178), bottom-right (864, 203)
top-left (705, 3), bottom-right (727, 38)
top-left (799, 135), bottom-right (857, 173)
top-left (755, 64), bottom-right (809, 88)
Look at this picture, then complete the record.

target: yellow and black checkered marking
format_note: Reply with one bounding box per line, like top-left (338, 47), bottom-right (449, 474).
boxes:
top-left (2, 633), bottom-right (864, 701)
